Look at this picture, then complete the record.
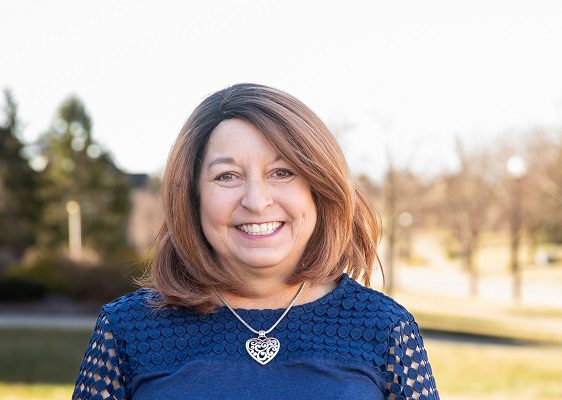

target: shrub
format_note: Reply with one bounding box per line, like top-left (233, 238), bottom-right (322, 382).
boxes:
top-left (0, 276), bottom-right (46, 301)
top-left (3, 252), bottom-right (146, 304)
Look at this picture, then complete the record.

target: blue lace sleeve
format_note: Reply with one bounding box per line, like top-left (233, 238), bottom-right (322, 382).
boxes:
top-left (384, 313), bottom-right (439, 399)
top-left (72, 310), bottom-right (128, 400)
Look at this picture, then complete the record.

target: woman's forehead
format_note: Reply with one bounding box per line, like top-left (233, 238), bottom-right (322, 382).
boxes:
top-left (203, 119), bottom-right (285, 166)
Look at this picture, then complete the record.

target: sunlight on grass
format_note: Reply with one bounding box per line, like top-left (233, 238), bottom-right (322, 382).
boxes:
top-left (427, 339), bottom-right (562, 399)
top-left (412, 309), bottom-right (562, 345)
top-left (0, 383), bottom-right (73, 400)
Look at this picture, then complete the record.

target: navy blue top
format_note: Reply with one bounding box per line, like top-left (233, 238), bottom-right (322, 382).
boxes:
top-left (73, 274), bottom-right (439, 399)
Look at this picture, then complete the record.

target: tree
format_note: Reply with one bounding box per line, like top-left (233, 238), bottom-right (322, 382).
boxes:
top-left (435, 140), bottom-right (496, 297)
top-left (0, 89), bottom-right (42, 263)
top-left (499, 129), bottom-right (562, 302)
top-left (523, 130), bottom-right (562, 244)
top-left (357, 163), bottom-right (427, 295)
top-left (36, 96), bottom-right (132, 256)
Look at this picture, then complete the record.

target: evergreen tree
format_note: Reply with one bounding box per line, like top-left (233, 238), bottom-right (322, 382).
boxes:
top-left (0, 89), bottom-right (41, 261)
top-left (37, 96), bottom-right (132, 256)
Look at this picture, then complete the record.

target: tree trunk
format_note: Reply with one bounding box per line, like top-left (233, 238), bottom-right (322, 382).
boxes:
top-left (465, 248), bottom-right (478, 297)
top-left (385, 224), bottom-right (396, 295)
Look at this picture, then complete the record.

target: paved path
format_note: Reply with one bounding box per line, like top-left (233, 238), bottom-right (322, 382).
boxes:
top-left (392, 262), bottom-right (562, 308)
top-left (0, 314), bottom-right (97, 329)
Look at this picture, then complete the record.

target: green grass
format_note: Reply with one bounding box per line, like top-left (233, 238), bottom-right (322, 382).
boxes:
top-left (1, 328), bottom-right (562, 399)
top-left (427, 339), bottom-right (562, 399)
top-left (0, 328), bottom-right (90, 384)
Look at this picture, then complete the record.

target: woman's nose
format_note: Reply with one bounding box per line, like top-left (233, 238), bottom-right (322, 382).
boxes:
top-left (240, 179), bottom-right (273, 213)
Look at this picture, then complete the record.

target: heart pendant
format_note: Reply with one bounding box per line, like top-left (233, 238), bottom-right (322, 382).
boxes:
top-left (245, 333), bottom-right (280, 365)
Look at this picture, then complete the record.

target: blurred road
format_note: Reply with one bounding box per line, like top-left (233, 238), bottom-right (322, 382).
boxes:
top-left (394, 263), bottom-right (562, 308)
top-left (0, 314), bottom-right (96, 329)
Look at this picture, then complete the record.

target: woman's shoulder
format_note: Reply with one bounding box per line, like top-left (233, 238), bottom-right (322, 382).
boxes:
top-left (341, 274), bottom-right (414, 323)
top-left (99, 288), bottom-right (165, 324)
top-left (103, 287), bottom-right (157, 309)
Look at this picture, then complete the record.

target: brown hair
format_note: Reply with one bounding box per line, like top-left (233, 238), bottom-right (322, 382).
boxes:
top-left (143, 83), bottom-right (381, 312)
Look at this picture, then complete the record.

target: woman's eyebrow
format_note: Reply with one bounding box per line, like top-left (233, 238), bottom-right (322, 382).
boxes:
top-left (206, 155), bottom-right (285, 170)
top-left (206, 157), bottom-right (236, 169)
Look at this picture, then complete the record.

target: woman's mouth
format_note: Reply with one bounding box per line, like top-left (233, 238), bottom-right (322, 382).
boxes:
top-left (236, 221), bottom-right (284, 236)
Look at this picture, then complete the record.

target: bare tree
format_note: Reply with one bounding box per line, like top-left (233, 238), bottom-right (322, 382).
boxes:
top-left (523, 129), bottom-right (562, 246)
top-left (434, 139), bottom-right (496, 297)
top-left (358, 157), bottom-right (428, 295)
top-left (494, 128), bottom-right (562, 302)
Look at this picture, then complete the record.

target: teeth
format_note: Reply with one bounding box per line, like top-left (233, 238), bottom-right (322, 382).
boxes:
top-left (238, 222), bottom-right (282, 235)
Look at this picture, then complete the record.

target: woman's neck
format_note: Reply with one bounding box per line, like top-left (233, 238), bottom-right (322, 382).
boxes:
top-left (215, 268), bottom-right (338, 310)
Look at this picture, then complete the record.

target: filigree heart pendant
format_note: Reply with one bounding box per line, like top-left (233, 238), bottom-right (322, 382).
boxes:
top-left (245, 332), bottom-right (280, 365)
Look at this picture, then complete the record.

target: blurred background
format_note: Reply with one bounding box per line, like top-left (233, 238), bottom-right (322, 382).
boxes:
top-left (1, 1), bottom-right (562, 399)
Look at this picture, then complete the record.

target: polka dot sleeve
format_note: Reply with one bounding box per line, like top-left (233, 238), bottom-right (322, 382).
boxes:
top-left (384, 313), bottom-right (439, 400)
top-left (72, 311), bottom-right (129, 400)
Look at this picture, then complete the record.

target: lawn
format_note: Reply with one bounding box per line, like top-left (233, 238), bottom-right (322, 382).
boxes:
top-left (414, 310), bottom-right (562, 346)
top-left (0, 328), bottom-right (88, 400)
top-left (0, 384), bottom-right (73, 400)
top-left (426, 338), bottom-right (562, 399)
top-left (1, 328), bottom-right (561, 399)
top-left (0, 328), bottom-right (89, 384)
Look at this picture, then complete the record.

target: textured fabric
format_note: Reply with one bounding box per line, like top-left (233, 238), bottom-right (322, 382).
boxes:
top-left (73, 274), bottom-right (439, 399)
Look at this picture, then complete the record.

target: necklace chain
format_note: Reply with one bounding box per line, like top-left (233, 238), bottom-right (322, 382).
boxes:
top-left (214, 282), bottom-right (307, 336)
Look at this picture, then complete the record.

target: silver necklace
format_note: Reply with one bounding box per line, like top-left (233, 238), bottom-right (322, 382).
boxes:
top-left (213, 282), bottom-right (306, 365)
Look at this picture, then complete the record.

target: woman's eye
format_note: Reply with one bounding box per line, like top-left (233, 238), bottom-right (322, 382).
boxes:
top-left (272, 169), bottom-right (294, 179)
top-left (215, 172), bottom-right (236, 181)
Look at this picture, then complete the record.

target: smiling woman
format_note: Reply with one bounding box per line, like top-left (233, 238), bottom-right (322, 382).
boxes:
top-left (149, 83), bottom-right (378, 312)
top-left (72, 83), bottom-right (440, 399)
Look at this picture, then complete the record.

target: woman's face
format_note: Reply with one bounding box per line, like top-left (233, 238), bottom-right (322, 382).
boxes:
top-left (198, 118), bottom-right (317, 277)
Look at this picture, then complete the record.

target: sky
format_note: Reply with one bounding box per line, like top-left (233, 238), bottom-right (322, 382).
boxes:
top-left (2, 0), bottom-right (562, 181)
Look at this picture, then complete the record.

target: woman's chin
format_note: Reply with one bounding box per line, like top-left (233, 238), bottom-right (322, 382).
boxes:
top-left (238, 259), bottom-right (287, 270)
top-left (229, 255), bottom-right (296, 272)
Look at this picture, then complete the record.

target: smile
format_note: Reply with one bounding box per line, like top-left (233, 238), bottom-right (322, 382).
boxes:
top-left (236, 222), bottom-right (284, 236)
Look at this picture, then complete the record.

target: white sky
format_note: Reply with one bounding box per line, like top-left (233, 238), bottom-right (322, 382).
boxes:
top-left (2, 0), bottom-right (562, 181)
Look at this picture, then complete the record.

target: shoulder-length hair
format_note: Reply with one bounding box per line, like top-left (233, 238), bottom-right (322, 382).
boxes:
top-left (144, 83), bottom-right (381, 312)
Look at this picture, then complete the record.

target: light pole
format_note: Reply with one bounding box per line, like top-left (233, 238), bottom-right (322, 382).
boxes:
top-left (66, 200), bottom-right (82, 259)
top-left (506, 155), bottom-right (527, 303)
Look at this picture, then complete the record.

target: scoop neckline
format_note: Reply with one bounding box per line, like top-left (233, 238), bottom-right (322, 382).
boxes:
top-left (216, 273), bottom-right (351, 314)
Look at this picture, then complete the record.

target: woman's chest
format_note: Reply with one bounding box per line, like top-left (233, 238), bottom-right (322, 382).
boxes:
top-left (131, 359), bottom-right (386, 400)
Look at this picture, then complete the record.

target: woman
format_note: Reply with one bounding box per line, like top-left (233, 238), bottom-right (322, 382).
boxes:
top-left (73, 83), bottom-right (439, 399)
